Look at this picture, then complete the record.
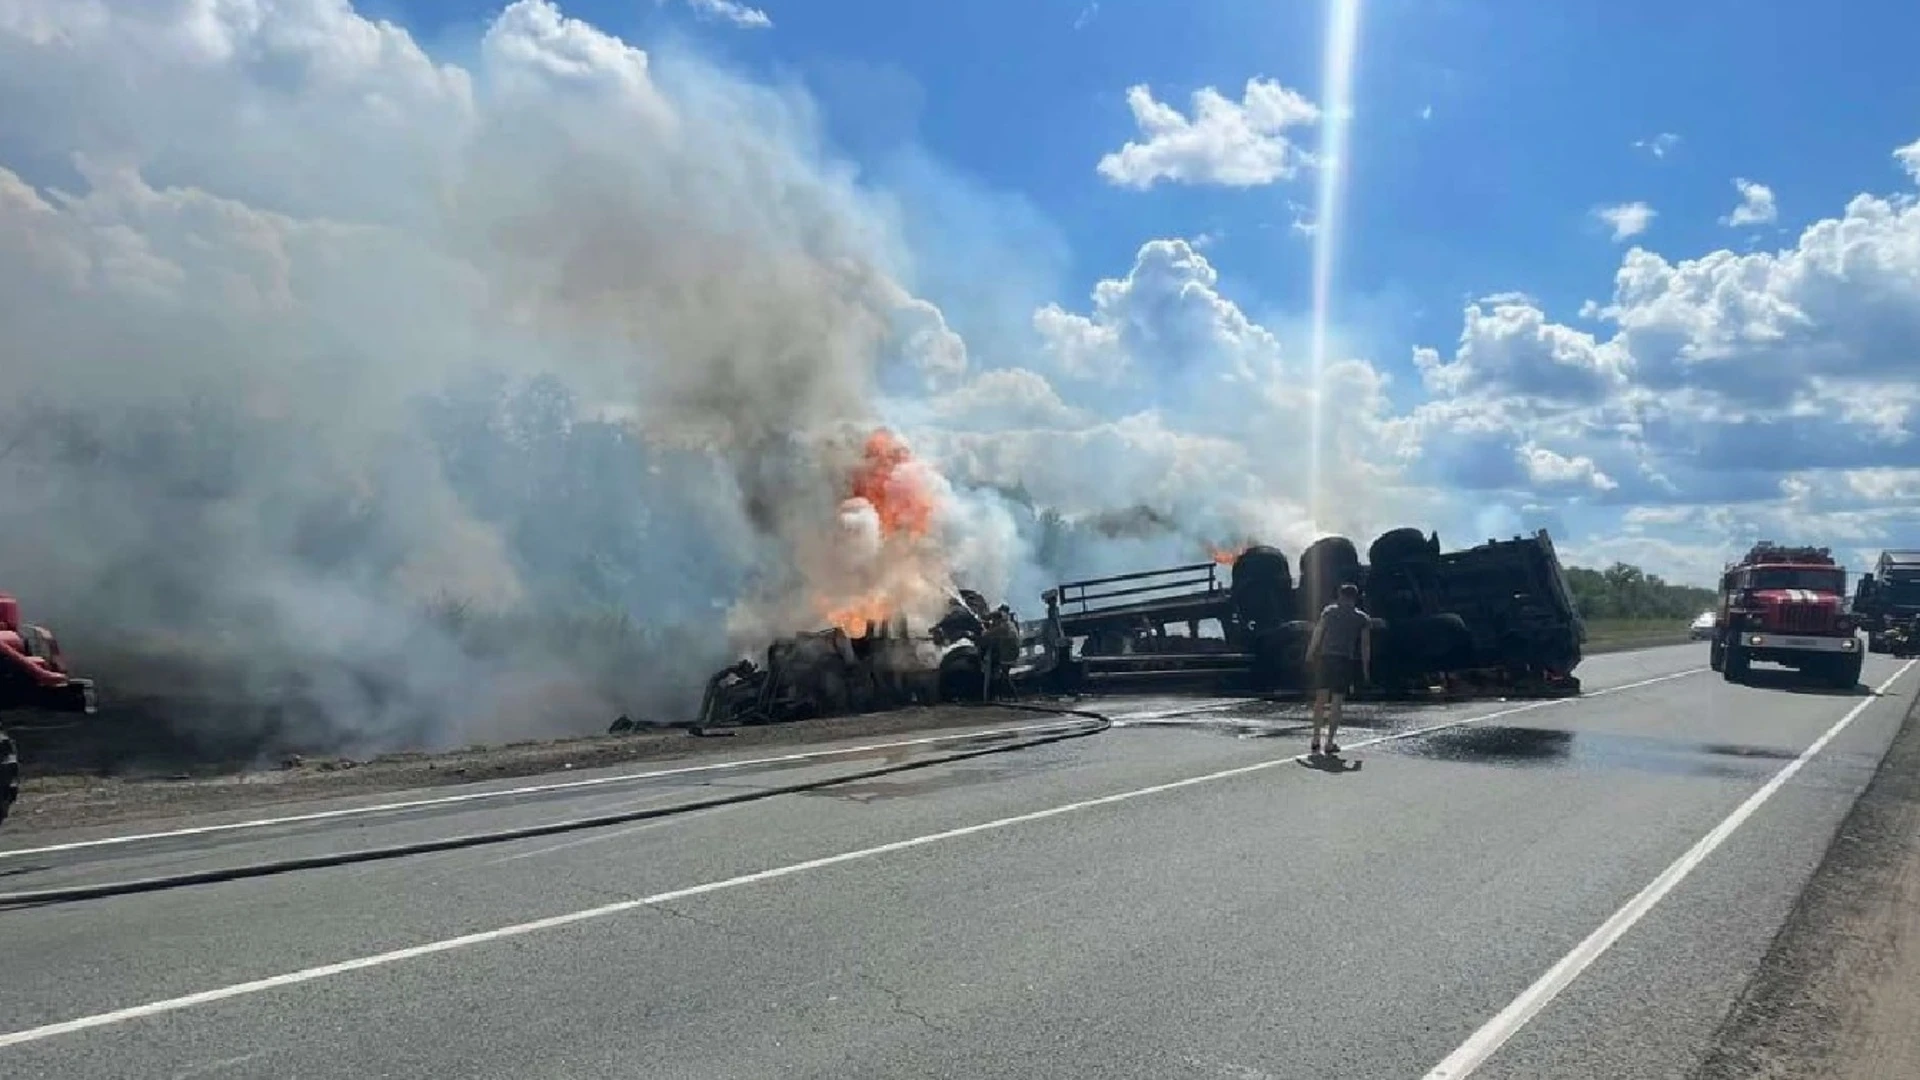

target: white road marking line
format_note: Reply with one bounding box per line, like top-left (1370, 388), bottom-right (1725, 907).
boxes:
top-left (0, 718), bottom-right (1100, 861)
top-left (1420, 657), bottom-right (1918, 1080)
top-left (0, 667), bottom-right (1702, 1050)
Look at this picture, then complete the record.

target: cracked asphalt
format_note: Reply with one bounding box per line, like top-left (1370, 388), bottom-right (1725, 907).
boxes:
top-left (1, 643), bottom-right (1916, 1080)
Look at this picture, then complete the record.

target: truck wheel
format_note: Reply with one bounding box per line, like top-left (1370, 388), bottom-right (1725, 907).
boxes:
top-left (1368, 527), bottom-right (1437, 568)
top-left (1723, 642), bottom-right (1750, 683)
top-left (1830, 651), bottom-right (1865, 690)
top-left (1867, 633), bottom-right (1888, 655)
top-left (1709, 636), bottom-right (1725, 672)
top-left (0, 730), bottom-right (18, 829)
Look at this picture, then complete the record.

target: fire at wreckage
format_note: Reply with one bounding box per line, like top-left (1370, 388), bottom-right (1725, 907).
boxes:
top-left (693, 526), bottom-right (1589, 730)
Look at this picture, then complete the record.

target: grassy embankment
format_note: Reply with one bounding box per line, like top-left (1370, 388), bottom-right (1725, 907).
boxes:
top-left (1583, 617), bottom-right (1699, 654)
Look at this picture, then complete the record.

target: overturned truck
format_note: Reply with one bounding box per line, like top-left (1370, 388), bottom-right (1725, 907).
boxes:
top-left (1032, 527), bottom-right (1586, 699)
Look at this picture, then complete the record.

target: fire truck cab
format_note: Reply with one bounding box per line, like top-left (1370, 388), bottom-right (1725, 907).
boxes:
top-left (1710, 542), bottom-right (1863, 689)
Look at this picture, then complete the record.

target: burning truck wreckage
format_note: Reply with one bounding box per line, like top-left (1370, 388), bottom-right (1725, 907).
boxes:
top-left (689, 431), bottom-right (1589, 732)
top-left (691, 527), bottom-right (1589, 732)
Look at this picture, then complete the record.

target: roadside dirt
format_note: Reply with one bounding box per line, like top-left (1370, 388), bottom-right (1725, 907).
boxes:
top-left (4, 701), bottom-right (1091, 836)
top-left (1693, 682), bottom-right (1920, 1080)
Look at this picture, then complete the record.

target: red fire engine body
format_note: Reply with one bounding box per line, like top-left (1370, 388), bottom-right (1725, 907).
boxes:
top-left (1710, 542), bottom-right (1864, 688)
top-left (1, 593), bottom-right (97, 827)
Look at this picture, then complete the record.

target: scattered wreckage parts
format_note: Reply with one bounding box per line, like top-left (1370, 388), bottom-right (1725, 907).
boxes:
top-left (692, 599), bottom-right (1025, 733)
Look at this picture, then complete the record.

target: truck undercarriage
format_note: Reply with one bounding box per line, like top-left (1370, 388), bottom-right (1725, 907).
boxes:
top-left (1030, 528), bottom-right (1584, 702)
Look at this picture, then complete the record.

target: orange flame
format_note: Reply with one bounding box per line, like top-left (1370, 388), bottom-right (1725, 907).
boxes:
top-left (1207, 542), bottom-right (1252, 565)
top-left (846, 428), bottom-right (936, 539)
top-left (818, 428), bottom-right (945, 636)
top-left (824, 596), bottom-right (893, 636)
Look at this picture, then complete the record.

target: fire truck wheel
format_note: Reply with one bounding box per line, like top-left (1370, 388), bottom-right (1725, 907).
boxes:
top-left (1827, 651), bottom-right (1865, 690)
top-left (1722, 641), bottom-right (1750, 682)
top-left (0, 731), bottom-right (18, 829)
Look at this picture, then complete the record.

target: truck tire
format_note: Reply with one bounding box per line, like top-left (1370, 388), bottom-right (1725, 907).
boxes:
top-left (1828, 650), bottom-right (1865, 690)
top-left (1298, 536), bottom-right (1363, 618)
top-left (1230, 546), bottom-right (1295, 630)
top-left (0, 730), bottom-right (18, 829)
top-left (1722, 640), bottom-right (1750, 683)
top-left (1368, 527), bottom-right (1438, 568)
top-left (1709, 636), bottom-right (1725, 672)
top-left (1371, 612), bottom-right (1474, 686)
top-left (1867, 633), bottom-right (1888, 655)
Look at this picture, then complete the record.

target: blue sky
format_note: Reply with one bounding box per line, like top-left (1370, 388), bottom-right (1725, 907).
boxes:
top-left (518, 0), bottom-right (1920, 585)
top-left (512, 0), bottom-right (1920, 344)
top-left (3, 0), bottom-right (1918, 602)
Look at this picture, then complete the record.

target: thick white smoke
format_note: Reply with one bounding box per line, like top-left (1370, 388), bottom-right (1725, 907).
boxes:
top-left (0, 1), bottom-right (1417, 764)
top-left (0, 0), bottom-right (996, 759)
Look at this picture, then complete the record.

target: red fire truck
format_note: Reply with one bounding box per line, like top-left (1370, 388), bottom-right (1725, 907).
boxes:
top-left (1710, 542), bottom-right (1863, 688)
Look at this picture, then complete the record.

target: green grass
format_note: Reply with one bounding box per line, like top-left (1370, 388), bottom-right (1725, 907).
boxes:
top-left (1583, 617), bottom-right (1698, 653)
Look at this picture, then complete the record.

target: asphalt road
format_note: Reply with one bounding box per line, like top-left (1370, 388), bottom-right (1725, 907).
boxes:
top-left (1, 643), bottom-right (1914, 1079)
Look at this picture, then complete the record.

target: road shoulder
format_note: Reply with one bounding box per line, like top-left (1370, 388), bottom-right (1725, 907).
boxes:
top-left (6, 702), bottom-right (1086, 836)
top-left (1694, 683), bottom-right (1920, 1079)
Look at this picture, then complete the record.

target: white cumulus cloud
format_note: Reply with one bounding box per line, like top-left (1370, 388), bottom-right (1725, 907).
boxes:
top-left (935, 236), bottom-right (1423, 567)
top-left (1721, 177), bottom-right (1778, 227)
top-left (1405, 135), bottom-right (1920, 579)
top-left (1895, 137), bottom-right (1920, 183)
top-left (1096, 78), bottom-right (1321, 190)
top-left (1594, 201), bottom-right (1656, 241)
top-left (684, 0), bottom-right (772, 29)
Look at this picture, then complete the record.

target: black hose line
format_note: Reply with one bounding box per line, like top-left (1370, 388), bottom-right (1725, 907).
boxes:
top-left (0, 704), bottom-right (1113, 909)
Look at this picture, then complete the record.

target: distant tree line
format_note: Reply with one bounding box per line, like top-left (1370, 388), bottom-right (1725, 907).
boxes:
top-left (1563, 563), bottom-right (1715, 621)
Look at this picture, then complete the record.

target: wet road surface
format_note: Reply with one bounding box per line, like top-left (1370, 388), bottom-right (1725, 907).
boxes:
top-left (1, 644), bottom-right (1915, 1079)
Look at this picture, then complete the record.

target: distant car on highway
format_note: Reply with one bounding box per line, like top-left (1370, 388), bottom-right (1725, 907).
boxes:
top-left (1690, 610), bottom-right (1716, 640)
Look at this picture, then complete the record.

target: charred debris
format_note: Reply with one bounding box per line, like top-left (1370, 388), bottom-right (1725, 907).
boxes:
top-left (693, 527), bottom-right (1588, 731)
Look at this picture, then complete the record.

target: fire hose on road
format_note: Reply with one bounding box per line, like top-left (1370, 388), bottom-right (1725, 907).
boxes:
top-left (0, 703), bottom-right (1115, 909)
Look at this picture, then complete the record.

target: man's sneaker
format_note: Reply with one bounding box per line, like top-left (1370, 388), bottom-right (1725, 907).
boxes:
top-left (1325, 740), bottom-right (1341, 755)
top-left (1309, 739), bottom-right (1321, 755)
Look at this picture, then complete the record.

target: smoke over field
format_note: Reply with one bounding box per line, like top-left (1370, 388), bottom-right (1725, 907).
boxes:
top-left (0, 1), bottom-right (1410, 764)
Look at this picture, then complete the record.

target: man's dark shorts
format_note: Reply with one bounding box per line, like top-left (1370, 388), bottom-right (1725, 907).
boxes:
top-left (1314, 653), bottom-right (1358, 694)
